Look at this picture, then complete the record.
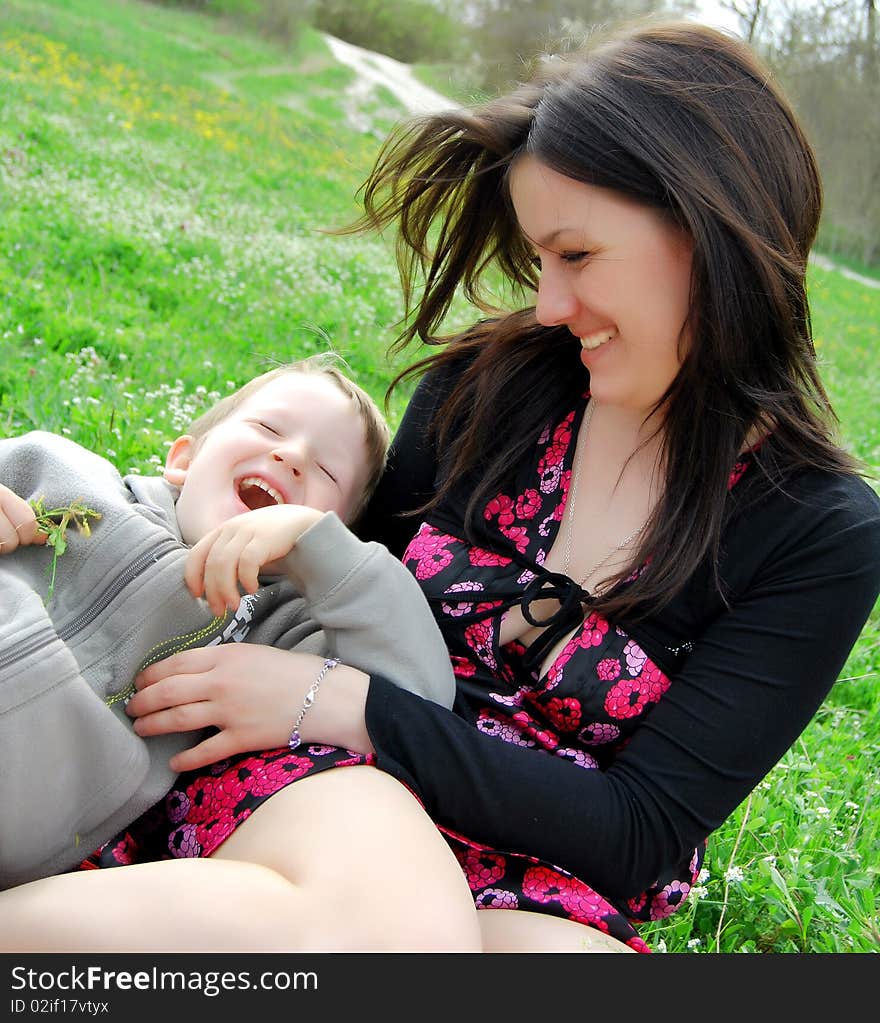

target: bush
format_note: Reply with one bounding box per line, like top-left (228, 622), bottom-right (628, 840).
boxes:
top-left (312, 0), bottom-right (464, 63)
top-left (147, 0), bottom-right (314, 45)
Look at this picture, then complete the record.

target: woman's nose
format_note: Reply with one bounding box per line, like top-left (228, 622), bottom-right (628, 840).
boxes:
top-left (534, 267), bottom-right (579, 327)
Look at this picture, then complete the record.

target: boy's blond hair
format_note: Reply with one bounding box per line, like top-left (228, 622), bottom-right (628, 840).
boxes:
top-left (186, 354), bottom-right (390, 523)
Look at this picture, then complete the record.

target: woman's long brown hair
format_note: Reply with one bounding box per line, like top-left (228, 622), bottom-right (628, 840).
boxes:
top-left (348, 20), bottom-right (861, 620)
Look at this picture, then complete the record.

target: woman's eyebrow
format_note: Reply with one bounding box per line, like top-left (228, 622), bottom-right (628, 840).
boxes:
top-left (519, 225), bottom-right (584, 250)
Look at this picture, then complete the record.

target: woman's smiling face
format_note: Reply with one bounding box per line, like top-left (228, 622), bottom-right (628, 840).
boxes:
top-left (508, 155), bottom-right (695, 414)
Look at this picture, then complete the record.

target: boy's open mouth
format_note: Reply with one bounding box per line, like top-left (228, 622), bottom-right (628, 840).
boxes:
top-left (237, 476), bottom-right (284, 510)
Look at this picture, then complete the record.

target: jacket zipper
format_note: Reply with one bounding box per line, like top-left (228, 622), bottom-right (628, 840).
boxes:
top-left (58, 537), bottom-right (181, 641)
top-left (0, 537), bottom-right (180, 677)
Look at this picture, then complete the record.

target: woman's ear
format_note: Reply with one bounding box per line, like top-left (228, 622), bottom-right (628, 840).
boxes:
top-left (164, 435), bottom-right (194, 487)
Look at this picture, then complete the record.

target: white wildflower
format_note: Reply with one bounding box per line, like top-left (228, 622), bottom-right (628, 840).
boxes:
top-left (724, 865), bottom-right (745, 884)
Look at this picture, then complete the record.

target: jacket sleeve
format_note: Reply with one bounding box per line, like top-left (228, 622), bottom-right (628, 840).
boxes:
top-left (364, 468), bottom-right (880, 902)
top-left (280, 512), bottom-right (455, 708)
top-left (0, 434), bottom-right (160, 885)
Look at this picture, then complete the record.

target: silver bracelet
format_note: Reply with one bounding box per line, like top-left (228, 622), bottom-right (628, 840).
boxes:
top-left (288, 657), bottom-right (339, 751)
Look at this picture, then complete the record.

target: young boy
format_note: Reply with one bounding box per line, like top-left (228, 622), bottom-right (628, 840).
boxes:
top-left (0, 355), bottom-right (455, 889)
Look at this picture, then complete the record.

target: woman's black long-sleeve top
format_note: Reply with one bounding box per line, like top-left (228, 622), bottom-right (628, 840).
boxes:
top-left (357, 365), bottom-right (880, 905)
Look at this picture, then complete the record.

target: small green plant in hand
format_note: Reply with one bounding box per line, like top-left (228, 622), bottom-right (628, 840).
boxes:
top-left (29, 497), bottom-right (102, 601)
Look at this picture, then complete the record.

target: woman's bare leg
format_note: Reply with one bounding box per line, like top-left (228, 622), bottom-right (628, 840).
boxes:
top-left (1, 766), bottom-right (481, 952)
top-left (212, 766), bottom-right (481, 951)
top-left (478, 909), bottom-right (637, 952)
top-left (0, 858), bottom-right (303, 951)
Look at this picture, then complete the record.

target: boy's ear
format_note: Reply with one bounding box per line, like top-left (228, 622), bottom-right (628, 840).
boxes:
top-left (164, 435), bottom-right (194, 487)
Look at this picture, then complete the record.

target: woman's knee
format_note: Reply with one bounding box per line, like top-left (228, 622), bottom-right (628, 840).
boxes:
top-left (212, 766), bottom-right (482, 951)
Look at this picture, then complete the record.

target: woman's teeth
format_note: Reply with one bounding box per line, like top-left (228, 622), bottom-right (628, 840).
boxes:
top-left (238, 477), bottom-right (283, 506)
top-left (579, 329), bottom-right (616, 351)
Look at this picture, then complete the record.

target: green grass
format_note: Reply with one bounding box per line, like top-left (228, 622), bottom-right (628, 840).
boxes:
top-left (411, 59), bottom-right (494, 106)
top-left (1, 0), bottom-right (878, 953)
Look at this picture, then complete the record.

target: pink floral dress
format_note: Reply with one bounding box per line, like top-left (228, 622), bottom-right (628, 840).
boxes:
top-left (391, 403), bottom-right (721, 952)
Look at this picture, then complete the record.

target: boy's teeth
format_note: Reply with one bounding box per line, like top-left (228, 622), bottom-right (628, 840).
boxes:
top-left (579, 330), bottom-right (616, 351)
top-left (238, 477), bottom-right (283, 505)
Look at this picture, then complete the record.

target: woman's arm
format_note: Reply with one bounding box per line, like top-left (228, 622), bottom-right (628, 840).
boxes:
top-left (129, 644), bottom-right (375, 771)
top-left (361, 472), bottom-right (880, 903)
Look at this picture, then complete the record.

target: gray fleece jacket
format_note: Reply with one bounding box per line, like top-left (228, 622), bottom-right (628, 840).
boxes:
top-left (0, 431), bottom-right (455, 889)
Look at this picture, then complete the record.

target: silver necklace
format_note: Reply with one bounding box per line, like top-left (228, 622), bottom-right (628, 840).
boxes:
top-left (562, 400), bottom-right (646, 592)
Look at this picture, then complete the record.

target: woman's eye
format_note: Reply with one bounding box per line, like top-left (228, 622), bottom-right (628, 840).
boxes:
top-left (256, 420), bottom-right (281, 436)
top-left (319, 464), bottom-right (338, 484)
top-left (561, 251), bottom-right (590, 265)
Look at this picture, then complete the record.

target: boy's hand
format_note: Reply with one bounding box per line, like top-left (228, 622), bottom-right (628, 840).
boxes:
top-left (185, 504), bottom-right (324, 615)
top-left (0, 484), bottom-right (46, 553)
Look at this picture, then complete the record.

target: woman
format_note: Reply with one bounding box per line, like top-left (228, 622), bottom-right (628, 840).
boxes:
top-left (4, 20), bottom-right (879, 954)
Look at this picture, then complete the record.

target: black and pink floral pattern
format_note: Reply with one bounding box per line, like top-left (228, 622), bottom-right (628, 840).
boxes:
top-left (388, 393), bottom-right (749, 952)
top-left (81, 745), bottom-right (373, 868)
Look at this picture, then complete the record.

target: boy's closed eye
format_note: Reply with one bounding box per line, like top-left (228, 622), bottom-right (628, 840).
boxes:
top-left (251, 420), bottom-right (281, 436)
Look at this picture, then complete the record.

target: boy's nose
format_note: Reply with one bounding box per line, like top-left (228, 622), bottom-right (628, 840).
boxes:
top-left (535, 268), bottom-right (579, 328)
top-left (272, 446), bottom-right (303, 478)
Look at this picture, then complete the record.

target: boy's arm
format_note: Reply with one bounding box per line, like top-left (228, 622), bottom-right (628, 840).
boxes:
top-left (280, 512), bottom-right (456, 708)
top-left (184, 504), bottom-right (323, 614)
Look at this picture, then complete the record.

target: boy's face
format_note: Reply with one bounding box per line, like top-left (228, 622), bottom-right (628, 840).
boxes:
top-left (165, 373), bottom-right (369, 546)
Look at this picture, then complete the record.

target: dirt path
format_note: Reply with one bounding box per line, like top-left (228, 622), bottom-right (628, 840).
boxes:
top-left (323, 33), bottom-right (456, 115)
top-left (810, 253), bottom-right (880, 290)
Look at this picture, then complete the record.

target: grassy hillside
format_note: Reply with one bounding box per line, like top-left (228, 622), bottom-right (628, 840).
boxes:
top-left (1, 0), bottom-right (877, 954)
top-left (0, 0), bottom-right (446, 463)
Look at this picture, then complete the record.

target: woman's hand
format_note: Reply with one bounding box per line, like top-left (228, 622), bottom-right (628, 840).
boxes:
top-left (185, 505), bottom-right (324, 616)
top-left (0, 484), bottom-right (45, 553)
top-left (127, 643), bottom-right (372, 773)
